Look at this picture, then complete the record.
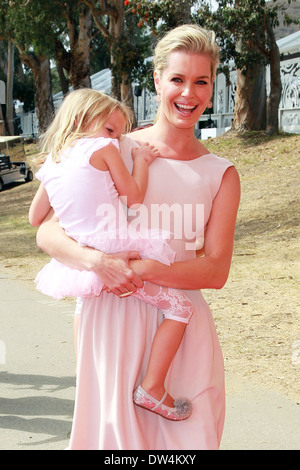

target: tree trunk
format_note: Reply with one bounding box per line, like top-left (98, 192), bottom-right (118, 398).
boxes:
top-left (121, 74), bottom-right (136, 127)
top-left (6, 41), bottom-right (14, 135)
top-left (108, 1), bottom-right (135, 117)
top-left (54, 4), bottom-right (93, 91)
top-left (0, 102), bottom-right (6, 136)
top-left (56, 61), bottom-right (69, 96)
top-left (86, 0), bottom-right (135, 113)
top-left (233, 64), bottom-right (267, 131)
top-left (68, 5), bottom-right (93, 89)
top-left (108, 0), bottom-right (124, 101)
top-left (19, 52), bottom-right (54, 134)
top-left (266, 15), bottom-right (282, 135)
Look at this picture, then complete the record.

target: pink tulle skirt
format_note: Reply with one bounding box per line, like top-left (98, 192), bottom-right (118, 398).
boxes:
top-left (35, 228), bottom-right (175, 300)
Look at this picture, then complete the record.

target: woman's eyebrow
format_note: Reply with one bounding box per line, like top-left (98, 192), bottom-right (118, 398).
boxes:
top-left (169, 72), bottom-right (210, 79)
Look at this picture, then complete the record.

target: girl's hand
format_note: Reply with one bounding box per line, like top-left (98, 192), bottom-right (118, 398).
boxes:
top-left (132, 142), bottom-right (160, 165)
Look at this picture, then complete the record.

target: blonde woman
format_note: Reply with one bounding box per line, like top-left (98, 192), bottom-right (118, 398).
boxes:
top-left (36, 25), bottom-right (240, 449)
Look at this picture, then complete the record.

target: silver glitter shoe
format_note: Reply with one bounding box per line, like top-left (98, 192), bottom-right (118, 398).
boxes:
top-left (133, 385), bottom-right (192, 421)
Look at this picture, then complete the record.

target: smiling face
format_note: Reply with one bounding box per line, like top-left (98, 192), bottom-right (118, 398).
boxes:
top-left (154, 51), bottom-right (214, 130)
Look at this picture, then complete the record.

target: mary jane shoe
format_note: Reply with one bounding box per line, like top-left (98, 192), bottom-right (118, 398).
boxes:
top-left (133, 385), bottom-right (192, 421)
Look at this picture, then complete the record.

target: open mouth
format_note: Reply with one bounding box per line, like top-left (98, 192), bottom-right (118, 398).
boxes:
top-left (174, 103), bottom-right (198, 116)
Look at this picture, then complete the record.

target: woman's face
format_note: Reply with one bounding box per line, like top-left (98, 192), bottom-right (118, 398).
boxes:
top-left (154, 51), bottom-right (214, 129)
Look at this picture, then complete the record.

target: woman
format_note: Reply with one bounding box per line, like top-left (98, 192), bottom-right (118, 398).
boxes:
top-left (36, 25), bottom-right (240, 450)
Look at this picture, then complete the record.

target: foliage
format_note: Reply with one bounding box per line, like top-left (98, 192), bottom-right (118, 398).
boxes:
top-left (194, 0), bottom-right (298, 74)
top-left (110, 8), bottom-right (152, 87)
top-left (123, 0), bottom-right (195, 91)
top-left (0, 0), bottom-right (60, 56)
top-left (89, 34), bottom-right (110, 75)
top-left (124, 0), bottom-right (194, 31)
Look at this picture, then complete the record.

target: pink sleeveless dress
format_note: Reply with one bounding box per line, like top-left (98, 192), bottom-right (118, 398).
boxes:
top-left (35, 137), bottom-right (175, 300)
top-left (68, 136), bottom-right (234, 450)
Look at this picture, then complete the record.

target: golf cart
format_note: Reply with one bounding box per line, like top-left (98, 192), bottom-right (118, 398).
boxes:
top-left (0, 136), bottom-right (33, 191)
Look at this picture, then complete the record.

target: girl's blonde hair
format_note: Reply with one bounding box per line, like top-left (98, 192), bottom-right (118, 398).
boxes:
top-left (39, 88), bottom-right (133, 162)
top-left (154, 24), bottom-right (220, 80)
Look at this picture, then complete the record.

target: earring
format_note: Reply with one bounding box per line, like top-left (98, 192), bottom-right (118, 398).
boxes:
top-left (155, 93), bottom-right (161, 103)
top-left (207, 100), bottom-right (213, 109)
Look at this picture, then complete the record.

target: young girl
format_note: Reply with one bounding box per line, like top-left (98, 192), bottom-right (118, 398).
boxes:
top-left (29, 88), bottom-right (193, 421)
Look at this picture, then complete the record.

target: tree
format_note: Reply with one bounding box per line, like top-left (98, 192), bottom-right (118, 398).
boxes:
top-left (83, 0), bottom-right (128, 100)
top-left (126, 0), bottom-right (193, 31)
top-left (83, 0), bottom-right (151, 117)
top-left (54, 0), bottom-right (99, 91)
top-left (0, 0), bottom-right (55, 133)
top-left (0, 0), bottom-right (100, 132)
top-left (125, 0), bottom-right (195, 94)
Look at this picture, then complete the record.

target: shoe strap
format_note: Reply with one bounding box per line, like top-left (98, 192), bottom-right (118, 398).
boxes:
top-left (152, 391), bottom-right (168, 411)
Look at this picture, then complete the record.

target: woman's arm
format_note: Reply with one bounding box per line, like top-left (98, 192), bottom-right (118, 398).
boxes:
top-left (36, 209), bottom-right (144, 296)
top-left (129, 166), bottom-right (241, 290)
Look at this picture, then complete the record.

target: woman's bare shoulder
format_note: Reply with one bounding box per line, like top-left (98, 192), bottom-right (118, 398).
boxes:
top-left (128, 125), bottom-right (154, 143)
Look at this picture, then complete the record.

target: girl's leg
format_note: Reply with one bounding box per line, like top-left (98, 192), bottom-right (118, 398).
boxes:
top-left (133, 282), bottom-right (194, 324)
top-left (141, 319), bottom-right (186, 407)
top-left (132, 282), bottom-right (193, 407)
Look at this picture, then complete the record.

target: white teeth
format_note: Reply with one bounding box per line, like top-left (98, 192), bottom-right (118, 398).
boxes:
top-left (176, 103), bottom-right (196, 111)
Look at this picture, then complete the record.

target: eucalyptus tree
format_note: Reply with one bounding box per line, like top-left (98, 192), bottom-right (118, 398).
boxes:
top-left (0, 0), bottom-right (99, 132)
top-left (81, 0), bottom-right (148, 112)
top-left (0, 0), bottom-right (56, 132)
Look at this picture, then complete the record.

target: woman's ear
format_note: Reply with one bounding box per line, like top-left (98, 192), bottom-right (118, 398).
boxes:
top-left (153, 70), bottom-right (161, 94)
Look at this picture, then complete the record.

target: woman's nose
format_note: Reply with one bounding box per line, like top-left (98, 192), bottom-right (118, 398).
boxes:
top-left (181, 83), bottom-right (194, 97)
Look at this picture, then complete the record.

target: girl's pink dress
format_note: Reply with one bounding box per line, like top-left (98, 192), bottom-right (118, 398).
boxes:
top-left (67, 136), bottom-right (234, 450)
top-left (35, 137), bottom-right (176, 300)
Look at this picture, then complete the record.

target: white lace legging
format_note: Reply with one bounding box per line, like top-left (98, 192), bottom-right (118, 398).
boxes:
top-left (132, 282), bottom-right (194, 324)
top-left (75, 283), bottom-right (194, 324)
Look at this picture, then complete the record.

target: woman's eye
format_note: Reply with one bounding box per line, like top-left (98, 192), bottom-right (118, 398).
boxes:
top-left (171, 77), bottom-right (182, 83)
top-left (106, 128), bottom-right (113, 134)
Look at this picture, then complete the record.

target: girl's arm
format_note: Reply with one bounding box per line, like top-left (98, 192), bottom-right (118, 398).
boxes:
top-left (29, 183), bottom-right (52, 227)
top-left (129, 166), bottom-right (241, 290)
top-left (90, 142), bottom-right (159, 206)
top-left (36, 209), bottom-right (144, 296)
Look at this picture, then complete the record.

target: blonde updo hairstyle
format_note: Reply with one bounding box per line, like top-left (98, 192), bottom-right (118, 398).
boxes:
top-left (39, 88), bottom-right (133, 162)
top-left (154, 24), bottom-right (220, 81)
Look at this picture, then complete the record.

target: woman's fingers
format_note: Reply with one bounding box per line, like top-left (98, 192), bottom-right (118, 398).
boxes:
top-left (99, 251), bottom-right (143, 295)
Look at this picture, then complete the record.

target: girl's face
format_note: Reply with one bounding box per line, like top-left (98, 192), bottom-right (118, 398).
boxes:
top-left (154, 51), bottom-right (214, 129)
top-left (91, 109), bottom-right (126, 140)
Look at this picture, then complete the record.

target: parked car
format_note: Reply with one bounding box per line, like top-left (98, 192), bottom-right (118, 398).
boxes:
top-left (0, 136), bottom-right (33, 191)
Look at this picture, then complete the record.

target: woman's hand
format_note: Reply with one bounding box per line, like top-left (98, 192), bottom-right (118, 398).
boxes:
top-left (97, 251), bottom-right (144, 297)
